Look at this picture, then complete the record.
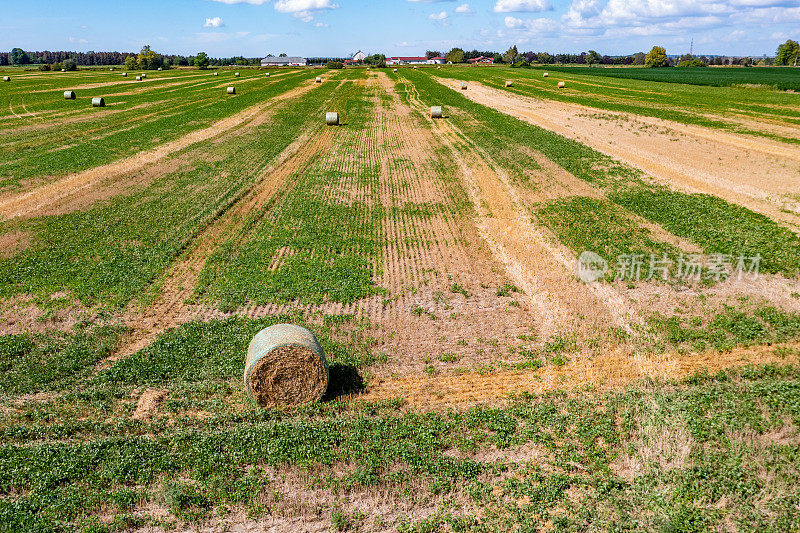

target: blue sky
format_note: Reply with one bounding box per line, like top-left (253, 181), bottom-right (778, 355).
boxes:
top-left (2, 0), bottom-right (799, 58)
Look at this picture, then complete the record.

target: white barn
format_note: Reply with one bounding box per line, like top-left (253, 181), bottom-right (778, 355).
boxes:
top-left (352, 50), bottom-right (367, 62)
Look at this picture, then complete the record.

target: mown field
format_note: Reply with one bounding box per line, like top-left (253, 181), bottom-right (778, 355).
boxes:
top-left (1, 65), bottom-right (799, 532)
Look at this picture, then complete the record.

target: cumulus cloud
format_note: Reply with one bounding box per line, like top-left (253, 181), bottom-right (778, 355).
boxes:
top-left (210, 0), bottom-right (338, 22)
top-left (429, 10), bottom-right (449, 19)
top-left (68, 36), bottom-right (89, 44)
top-left (210, 0), bottom-right (270, 4)
top-left (204, 17), bottom-right (225, 28)
top-left (493, 0), bottom-right (552, 12)
top-left (455, 3), bottom-right (475, 13)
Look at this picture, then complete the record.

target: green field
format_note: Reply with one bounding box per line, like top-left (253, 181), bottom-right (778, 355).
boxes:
top-left (1, 65), bottom-right (800, 531)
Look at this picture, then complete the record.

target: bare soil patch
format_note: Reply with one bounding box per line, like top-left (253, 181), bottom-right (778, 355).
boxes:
top-left (441, 79), bottom-right (800, 228)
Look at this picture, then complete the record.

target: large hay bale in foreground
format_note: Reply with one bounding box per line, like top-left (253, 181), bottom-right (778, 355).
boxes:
top-left (326, 112), bottom-right (339, 126)
top-left (316, 77), bottom-right (322, 83)
top-left (244, 324), bottom-right (328, 408)
top-left (227, 86), bottom-right (236, 95)
top-left (92, 97), bottom-right (105, 107)
top-left (64, 91), bottom-right (75, 100)
top-left (558, 81), bottom-right (566, 88)
top-left (431, 106), bottom-right (443, 119)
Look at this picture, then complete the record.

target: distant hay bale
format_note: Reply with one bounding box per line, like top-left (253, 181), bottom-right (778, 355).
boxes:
top-left (393, 69), bottom-right (398, 72)
top-left (61, 69), bottom-right (66, 72)
top-left (543, 72), bottom-right (549, 77)
top-left (265, 72), bottom-right (270, 77)
top-left (326, 112), bottom-right (339, 126)
top-left (64, 91), bottom-right (75, 100)
top-left (244, 324), bottom-right (328, 408)
top-left (2, 76), bottom-right (9, 82)
top-left (141, 73), bottom-right (146, 78)
top-left (227, 86), bottom-right (236, 95)
top-left (461, 82), bottom-right (467, 90)
top-left (135, 76), bottom-right (142, 81)
top-left (505, 80), bottom-right (514, 87)
top-left (157, 67), bottom-right (162, 71)
top-left (91, 97), bottom-right (105, 107)
top-left (122, 72), bottom-right (127, 77)
top-left (431, 106), bottom-right (443, 119)
top-left (214, 72), bottom-right (218, 76)
top-left (316, 77), bottom-right (322, 83)
top-left (235, 72), bottom-right (240, 77)
top-left (558, 81), bottom-right (566, 88)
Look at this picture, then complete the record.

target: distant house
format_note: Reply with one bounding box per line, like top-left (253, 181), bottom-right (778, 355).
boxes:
top-left (261, 56), bottom-right (308, 67)
top-left (468, 56), bottom-right (494, 65)
top-left (386, 56), bottom-right (429, 66)
top-left (428, 56), bottom-right (446, 65)
top-left (352, 50), bottom-right (367, 62)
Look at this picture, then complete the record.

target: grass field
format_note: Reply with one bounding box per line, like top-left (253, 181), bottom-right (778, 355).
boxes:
top-left (1, 65), bottom-right (800, 531)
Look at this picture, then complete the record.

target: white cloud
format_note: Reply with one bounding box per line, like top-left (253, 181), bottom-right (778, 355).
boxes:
top-left (204, 17), bottom-right (225, 28)
top-left (455, 3), bottom-right (475, 13)
top-left (210, 0), bottom-right (270, 4)
top-left (274, 0), bottom-right (338, 12)
top-left (429, 10), bottom-right (449, 19)
top-left (494, 0), bottom-right (552, 12)
top-left (505, 15), bottom-right (558, 32)
top-left (68, 36), bottom-right (88, 44)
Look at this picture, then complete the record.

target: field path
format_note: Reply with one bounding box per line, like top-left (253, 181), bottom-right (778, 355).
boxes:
top-left (110, 125), bottom-right (338, 361)
top-left (403, 76), bottom-right (638, 339)
top-left (0, 78), bottom-right (322, 221)
top-left (439, 79), bottom-right (800, 229)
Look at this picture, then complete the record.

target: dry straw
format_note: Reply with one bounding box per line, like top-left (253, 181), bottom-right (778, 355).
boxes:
top-left (91, 97), bottom-right (105, 107)
top-left (244, 324), bottom-right (328, 408)
top-left (64, 91), bottom-right (76, 100)
top-left (227, 86), bottom-right (236, 95)
top-left (431, 106), bottom-right (443, 119)
top-left (558, 81), bottom-right (566, 88)
top-left (326, 112), bottom-right (339, 126)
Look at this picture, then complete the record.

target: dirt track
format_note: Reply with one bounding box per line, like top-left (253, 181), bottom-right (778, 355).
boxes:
top-left (440, 79), bottom-right (800, 229)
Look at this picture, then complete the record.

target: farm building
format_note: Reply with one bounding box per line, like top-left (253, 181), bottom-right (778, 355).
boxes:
top-left (351, 50), bottom-right (367, 62)
top-left (468, 56), bottom-right (494, 65)
top-left (386, 56), bottom-right (445, 66)
top-left (260, 55), bottom-right (308, 67)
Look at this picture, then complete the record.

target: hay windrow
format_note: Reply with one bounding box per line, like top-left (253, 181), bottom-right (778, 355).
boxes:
top-left (248, 345), bottom-right (327, 408)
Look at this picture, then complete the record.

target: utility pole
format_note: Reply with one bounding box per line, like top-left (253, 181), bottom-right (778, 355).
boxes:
top-left (689, 38), bottom-right (694, 57)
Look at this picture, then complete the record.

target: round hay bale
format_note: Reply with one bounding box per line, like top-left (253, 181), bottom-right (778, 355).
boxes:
top-left (61, 69), bottom-right (66, 72)
top-left (505, 80), bottom-right (514, 87)
top-left (214, 72), bottom-right (218, 76)
top-left (326, 112), bottom-right (339, 126)
top-left (461, 82), bottom-right (467, 90)
top-left (92, 97), bottom-right (105, 107)
top-left (265, 72), bottom-right (270, 77)
top-left (543, 72), bottom-right (549, 77)
top-left (122, 72), bottom-right (127, 77)
top-left (141, 73), bottom-right (146, 78)
top-left (2, 76), bottom-right (10, 82)
top-left (316, 77), bottom-right (322, 83)
top-left (558, 81), bottom-right (566, 88)
top-left (235, 72), bottom-right (240, 77)
top-left (157, 67), bottom-right (162, 71)
top-left (227, 86), bottom-right (236, 95)
top-left (431, 106), bottom-right (443, 119)
top-left (135, 76), bottom-right (142, 81)
top-left (244, 324), bottom-right (328, 408)
top-left (393, 68), bottom-right (398, 72)
top-left (64, 90), bottom-right (76, 100)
